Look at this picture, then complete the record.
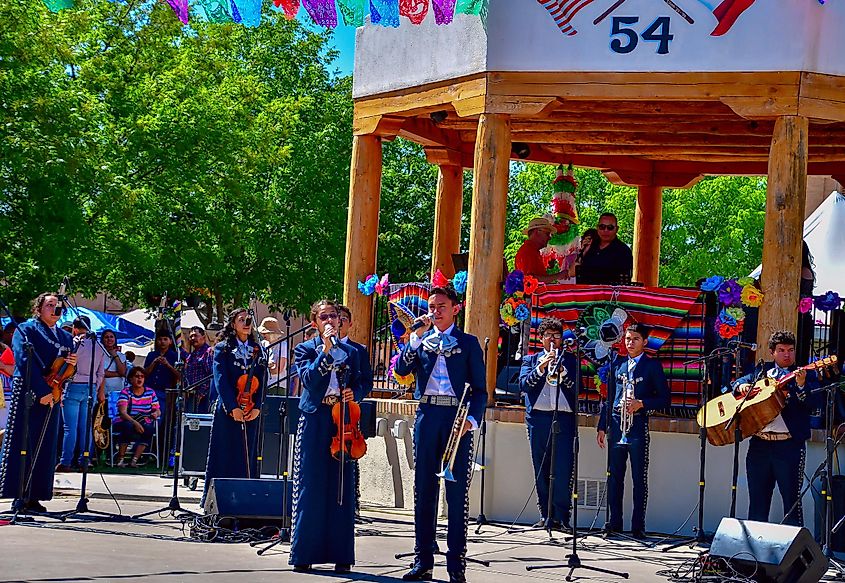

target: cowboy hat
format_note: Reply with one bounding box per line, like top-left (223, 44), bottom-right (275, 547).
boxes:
top-left (522, 217), bottom-right (555, 235)
top-left (257, 317), bottom-right (283, 336)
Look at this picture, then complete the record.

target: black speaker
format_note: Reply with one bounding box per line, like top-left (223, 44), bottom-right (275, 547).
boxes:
top-left (495, 365), bottom-right (522, 403)
top-left (710, 518), bottom-right (826, 583)
top-left (261, 395), bottom-right (302, 434)
top-left (204, 478), bottom-right (292, 527)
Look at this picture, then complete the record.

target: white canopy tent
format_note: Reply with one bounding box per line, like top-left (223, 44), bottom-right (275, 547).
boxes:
top-left (751, 191), bottom-right (845, 295)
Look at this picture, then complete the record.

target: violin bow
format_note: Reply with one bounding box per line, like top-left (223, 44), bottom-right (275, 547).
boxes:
top-left (336, 365), bottom-right (349, 506)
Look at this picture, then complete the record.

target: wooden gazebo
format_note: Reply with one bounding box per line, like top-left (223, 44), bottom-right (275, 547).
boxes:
top-left (342, 1), bottom-right (845, 393)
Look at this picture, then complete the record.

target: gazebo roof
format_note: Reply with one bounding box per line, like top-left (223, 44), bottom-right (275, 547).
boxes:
top-left (352, 1), bottom-right (845, 183)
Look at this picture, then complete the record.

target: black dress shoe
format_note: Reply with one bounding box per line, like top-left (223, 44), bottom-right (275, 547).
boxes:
top-left (334, 564), bottom-right (351, 573)
top-left (402, 563), bottom-right (433, 581)
top-left (26, 500), bottom-right (47, 513)
top-left (532, 518), bottom-right (547, 528)
top-left (292, 565), bottom-right (311, 573)
top-left (631, 530), bottom-right (648, 540)
top-left (448, 571), bottom-right (468, 583)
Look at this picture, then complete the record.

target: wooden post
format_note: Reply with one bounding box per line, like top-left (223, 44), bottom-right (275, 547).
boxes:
top-left (632, 185), bottom-right (663, 287)
top-left (342, 135), bottom-right (383, 346)
top-left (431, 164), bottom-right (464, 279)
top-left (757, 116), bottom-right (809, 345)
top-left (464, 114), bottom-right (511, 403)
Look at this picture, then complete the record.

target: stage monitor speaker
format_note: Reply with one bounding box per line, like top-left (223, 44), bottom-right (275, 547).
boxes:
top-left (495, 365), bottom-right (522, 404)
top-left (180, 413), bottom-right (213, 475)
top-left (709, 518), bottom-right (826, 583)
top-left (204, 478), bottom-right (292, 528)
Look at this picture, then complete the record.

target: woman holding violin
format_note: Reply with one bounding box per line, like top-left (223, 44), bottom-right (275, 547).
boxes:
top-left (290, 299), bottom-right (366, 574)
top-left (0, 292), bottom-right (74, 513)
top-left (201, 308), bottom-right (267, 506)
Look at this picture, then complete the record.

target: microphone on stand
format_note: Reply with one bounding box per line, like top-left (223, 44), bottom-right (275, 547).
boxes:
top-left (55, 277), bottom-right (68, 316)
top-left (728, 340), bottom-right (758, 351)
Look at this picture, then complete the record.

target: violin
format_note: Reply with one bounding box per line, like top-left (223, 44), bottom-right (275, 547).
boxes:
top-left (236, 344), bottom-right (261, 415)
top-left (44, 340), bottom-right (83, 404)
top-left (330, 366), bottom-right (367, 462)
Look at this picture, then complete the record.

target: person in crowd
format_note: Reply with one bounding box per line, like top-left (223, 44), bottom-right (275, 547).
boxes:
top-left (124, 351), bottom-right (137, 368)
top-left (102, 330), bottom-right (128, 395)
top-left (0, 292), bottom-right (74, 513)
top-left (735, 330), bottom-right (821, 526)
top-left (577, 213), bottom-right (633, 285)
top-left (574, 227), bottom-right (599, 282)
top-left (519, 317), bottom-right (578, 532)
top-left (203, 309), bottom-right (267, 504)
top-left (257, 317), bottom-right (288, 391)
top-left (0, 339), bottom-right (14, 441)
top-left (597, 323), bottom-right (669, 539)
top-left (394, 286), bottom-right (487, 583)
top-left (515, 217), bottom-right (561, 283)
top-left (144, 331), bottom-right (180, 456)
top-left (1, 322), bottom-right (17, 349)
top-left (184, 327), bottom-right (213, 413)
top-left (113, 367), bottom-right (160, 468)
top-left (56, 316), bottom-right (105, 473)
top-left (290, 299), bottom-right (366, 574)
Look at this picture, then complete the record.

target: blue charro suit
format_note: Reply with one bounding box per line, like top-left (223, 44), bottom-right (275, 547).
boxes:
top-left (342, 336), bottom-right (374, 516)
top-left (393, 324), bottom-right (487, 574)
top-left (597, 353), bottom-right (670, 532)
top-left (289, 337), bottom-right (364, 568)
top-left (519, 350), bottom-right (578, 525)
top-left (735, 362), bottom-right (821, 526)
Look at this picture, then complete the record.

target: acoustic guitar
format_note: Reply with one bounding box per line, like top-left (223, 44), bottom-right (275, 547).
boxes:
top-left (696, 356), bottom-right (838, 446)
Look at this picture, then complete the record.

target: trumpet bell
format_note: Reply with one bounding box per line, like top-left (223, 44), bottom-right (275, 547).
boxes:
top-left (437, 466), bottom-right (456, 482)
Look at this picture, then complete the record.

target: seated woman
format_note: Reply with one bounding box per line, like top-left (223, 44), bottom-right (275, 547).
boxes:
top-left (112, 367), bottom-right (161, 468)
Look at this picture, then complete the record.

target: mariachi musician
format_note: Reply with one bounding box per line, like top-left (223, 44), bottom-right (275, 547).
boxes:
top-left (518, 317), bottom-right (578, 532)
top-left (597, 323), bottom-right (669, 539)
top-left (0, 292), bottom-right (74, 513)
top-left (735, 330), bottom-right (820, 526)
top-left (394, 285), bottom-right (487, 583)
top-left (290, 299), bottom-right (366, 573)
top-left (202, 308), bottom-right (267, 506)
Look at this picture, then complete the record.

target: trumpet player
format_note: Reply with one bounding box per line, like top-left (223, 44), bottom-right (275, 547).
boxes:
top-left (393, 285), bottom-right (487, 583)
top-left (597, 324), bottom-right (669, 539)
top-left (518, 317), bottom-right (578, 532)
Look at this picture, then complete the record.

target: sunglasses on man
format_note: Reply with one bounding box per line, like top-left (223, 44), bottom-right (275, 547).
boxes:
top-left (598, 224), bottom-right (617, 231)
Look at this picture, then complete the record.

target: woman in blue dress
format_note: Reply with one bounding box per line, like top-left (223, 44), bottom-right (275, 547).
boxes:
top-left (202, 309), bottom-right (267, 505)
top-left (0, 292), bottom-right (74, 513)
top-left (290, 299), bottom-right (367, 573)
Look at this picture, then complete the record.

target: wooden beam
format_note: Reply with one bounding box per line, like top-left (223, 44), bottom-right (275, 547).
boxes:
top-left (465, 114), bottom-right (511, 404)
top-left (397, 117), bottom-right (462, 149)
top-left (343, 135), bottom-right (382, 347)
top-left (353, 115), bottom-right (405, 137)
top-left (425, 147), bottom-right (464, 167)
top-left (353, 76), bottom-right (487, 120)
top-left (756, 116), bottom-right (809, 347)
top-left (721, 96), bottom-right (799, 119)
top-left (606, 170), bottom-right (701, 189)
top-left (431, 164), bottom-right (464, 279)
top-left (632, 186), bottom-right (663, 287)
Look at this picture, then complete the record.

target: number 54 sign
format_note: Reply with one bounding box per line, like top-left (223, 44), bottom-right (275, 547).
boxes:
top-left (610, 16), bottom-right (674, 55)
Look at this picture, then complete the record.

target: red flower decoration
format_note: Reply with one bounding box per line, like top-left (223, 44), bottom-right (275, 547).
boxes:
top-left (523, 275), bottom-right (539, 295)
top-left (432, 269), bottom-right (450, 288)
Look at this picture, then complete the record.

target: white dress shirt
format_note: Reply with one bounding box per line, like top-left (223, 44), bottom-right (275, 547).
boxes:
top-left (532, 350), bottom-right (572, 412)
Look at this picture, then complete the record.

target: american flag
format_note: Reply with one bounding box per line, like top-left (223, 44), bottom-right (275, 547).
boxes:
top-left (537, 0), bottom-right (597, 35)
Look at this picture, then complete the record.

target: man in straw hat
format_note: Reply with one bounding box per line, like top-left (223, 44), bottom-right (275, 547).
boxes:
top-left (257, 317), bottom-right (288, 390)
top-left (515, 217), bottom-right (562, 283)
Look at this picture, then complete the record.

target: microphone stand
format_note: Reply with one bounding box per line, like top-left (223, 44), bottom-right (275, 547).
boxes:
top-left (527, 335), bottom-right (629, 580)
top-left (663, 347), bottom-right (734, 551)
top-left (724, 345), bottom-right (756, 519)
top-left (474, 337), bottom-right (490, 534)
top-left (132, 312), bottom-right (199, 520)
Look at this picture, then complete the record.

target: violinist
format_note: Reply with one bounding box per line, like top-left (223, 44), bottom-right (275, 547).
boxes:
top-left (290, 299), bottom-right (365, 574)
top-left (201, 309), bottom-right (267, 506)
top-left (0, 292), bottom-right (74, 513)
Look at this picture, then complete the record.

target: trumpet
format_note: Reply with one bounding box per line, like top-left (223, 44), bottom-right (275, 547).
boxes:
top-left (546, 348), bottom-right (566, 386)
top-left (436, 389), bottom-right (471, 482)
top-left (617, 373), bottom-right (635, 446)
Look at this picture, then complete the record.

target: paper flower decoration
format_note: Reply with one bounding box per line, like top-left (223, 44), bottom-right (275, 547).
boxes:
top-left (504, 270), bottom-right (524, 295)
top-left (357, 274), bottom-right (379, 296)
top-left (740, 285), bottom-right (764, 308)
top-left (815, 291), bottom-right (842, 312)
top-left (718, 280), bottom-right (743, 306)
top-left (523, 275), bottom-right (539, 295)
top-left (718, 309), bottom-right (737, 327)
top-left (736, 277), bottom-right (755, 287)
top-left (515, 303), bottom-right (531, 322)
top-left (375, 273), bottom-right (390, 296)
top-left (700, 275), bottom-right (725, 292)
top-left (432, 269), bottom-right (450, 288)
top-left (452, 271), bottom-right (468, 294)
top-left (798, 297), bottom-right (814, 313)
top-left (717, 320), bottom-right (744, 340)
top-left (726, 306), bottom-right (746, 322)
top-left (499, 301), bottom-right (516, 327)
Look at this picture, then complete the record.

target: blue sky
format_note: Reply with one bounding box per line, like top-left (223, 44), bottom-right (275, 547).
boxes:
top-left (298, 15), bottom-right (357, 76)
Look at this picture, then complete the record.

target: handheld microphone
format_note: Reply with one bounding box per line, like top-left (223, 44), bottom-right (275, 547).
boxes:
top-left (728, 340), bottom-right (758, 351)
top-left (329, 335), bottom-right (338, 347)
top-left (411, 313), bottom-right (433, 331)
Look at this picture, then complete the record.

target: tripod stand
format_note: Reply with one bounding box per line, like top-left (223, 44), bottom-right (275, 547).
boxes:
top-left (663, 346), bottom-right (733, 551)
top-left (133, 312), bottom-right (198, 521)
top-left (527, 336), bottom-right (629, 580)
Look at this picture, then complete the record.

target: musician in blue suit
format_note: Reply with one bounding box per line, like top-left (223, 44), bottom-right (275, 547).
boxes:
top-left (734, 330), bottom-right (821, 526)
top-left (519, 317), bottom-right (578, 532)
top-left (597, 323), bottom-right (669, 538)
top-left (290, 299), bottom-right (366, 574)
top-left (394, 285), bottom-right (487, 583)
